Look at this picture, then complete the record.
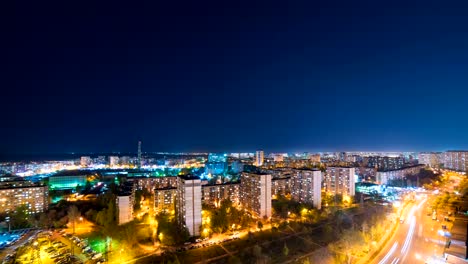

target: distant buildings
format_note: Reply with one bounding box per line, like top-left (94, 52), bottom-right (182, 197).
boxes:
top-left (240, 172), bottom-right (271, 218)
top-left (418, 152), bottom-right (442, 168)
top-left (375, 164), bottom-right (425, 185)
top-left (204, 162), bottom-right (228, 176)
top-left (205, 153), bottom-right (228, 175)
top-left (255, 150), bottom-right (264, 166)
top-left (208, 153), bottom-right (227, 163)
top-left (80, 156), bottom-right (92, 167)
top-left (309, 154), bottom-right (321, 163)
top-left (291, 169), bottom-right (322, 209)
top-left (0, 179), bottom-right (48, 214)
top-left (273, 154), bottom-right (284, 162)
top-left (137, 141), bottom-right (142, 169)
top-left (444, 151), bottom-right (468, 172)
top-left (364, 156), bottom-right (404, 171)
top-left (109, 156), bottom-right (119, 167)
top-left (176, 176), bottom-right (202, 236)
top-left (324, 167), bottom-right (355, 197)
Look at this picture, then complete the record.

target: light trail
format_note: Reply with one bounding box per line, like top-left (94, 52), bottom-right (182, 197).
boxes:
top-left (378, 242), bottom-right (398, 264)
top-left (401, 216), bottom-right (416, 254)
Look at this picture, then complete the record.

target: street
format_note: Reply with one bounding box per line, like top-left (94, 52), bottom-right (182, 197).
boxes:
top-left (373, 194), bottom-right (448, 264)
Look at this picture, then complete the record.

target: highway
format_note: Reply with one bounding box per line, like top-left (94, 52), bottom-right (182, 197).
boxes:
top-left (372, 194), bottom-right (447, 264)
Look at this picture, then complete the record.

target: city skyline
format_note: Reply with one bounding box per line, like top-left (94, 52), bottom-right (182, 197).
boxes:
top-left (3, 1), bottom-right (468, 154)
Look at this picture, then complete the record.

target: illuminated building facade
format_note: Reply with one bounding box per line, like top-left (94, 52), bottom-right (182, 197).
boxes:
top-left (0, 182), bottom-right (48, 214)
top-left (201, 182), bottom-right (240, 207)
top-left (204, 162), bottom-right (228, 175)
top-left (365, 156), bottom-right (404, 171)
top-left (80, 156), bottom-right (92, 167)
top-left (271, 177), bottom-right (290, 197)
top-left (324, 167), bottom-right (355, 197)
top-left (240, 172), bottom-right (271, 218)
top-left (376, 164), bottom-right (425, 185)
top-left (154, 187), bottom-right (176, 213)
top-left (418, 152), bottom-right (442, 168)
top-left (117, 194), bottom-right (134, 225)
top-left (291, 169), bottom-right (322, 209)
top-left (132, 176), bottom-right (178, 192)
top-left (109, 156), bottom-right (119, 167)
top-left (208, 153), bottom-right (228, 163)
top-left (255, 150), bottom-right (264, 166)
top-left (49, 174), bottom-right (87, 190)
top-left (176, 176), bottom-right (202, 236)
top-left (443, 151), bottom-right (468, 172)
top-left (273, 154), bottom-right (284, 162)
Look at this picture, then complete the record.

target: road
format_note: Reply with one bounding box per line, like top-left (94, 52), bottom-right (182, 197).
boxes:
top-left (372, 195), bottom-right (447, 264)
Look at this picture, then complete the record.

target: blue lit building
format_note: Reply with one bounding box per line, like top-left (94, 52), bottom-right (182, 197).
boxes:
top-left (208, 153), bottom-right (227, 163)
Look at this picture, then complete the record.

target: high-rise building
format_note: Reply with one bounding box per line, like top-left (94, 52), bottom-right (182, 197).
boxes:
top-left (271, 177), bottom-right (291, 198)
top-left (255, 150), bottom-right (264, 166)
top-left (117, 194), bottom-right (134, 225)
top-left (201, 182), bottom-right (240, 207)
top-left (154, 187), bottom-right (177, 213)
top-left (240, 172), bottom-right (271, 218)
top-left (176, 176), bottom-right (202, 236)
top-left (418, 152), bottom-right (442, 168)
top-left (364, 156), bottom-right (404, 171)
top-left (324, 167), bottom-right (355, 197)
top-left (0, 180), bottom-right (48, 214)
top-left (109, 156), bottom-right (119, 167)
top-left (443, 151), bottom-right (468, 172)
top-left (291, 169), bottom-right (322, 209)
top-left (137, 141), bottom-right (142, 169)
top-left (80, 156), bottom-right (92, 167)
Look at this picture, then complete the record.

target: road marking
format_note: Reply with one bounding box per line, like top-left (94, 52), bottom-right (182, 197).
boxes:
top-left (378, 242), bottom-right (398, 264)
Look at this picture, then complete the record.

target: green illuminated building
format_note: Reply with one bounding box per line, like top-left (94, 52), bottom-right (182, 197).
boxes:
top-left (49, 174), bottom-right (87, 190)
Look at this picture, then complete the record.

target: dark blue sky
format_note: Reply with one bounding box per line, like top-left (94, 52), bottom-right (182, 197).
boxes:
top-left (2, 0), bottom-right (468, 154)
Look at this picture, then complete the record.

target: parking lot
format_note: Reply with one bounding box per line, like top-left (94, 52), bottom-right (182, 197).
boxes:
top-left (1, 230), bottom-right (106, 264)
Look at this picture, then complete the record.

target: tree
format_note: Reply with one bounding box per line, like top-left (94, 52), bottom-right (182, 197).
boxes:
top-left (257, 221), bottom-right (263, 230)
top-left (68, 205), bottom-right (80, 234)
top-left (10, 205), bottom-right (32, 229)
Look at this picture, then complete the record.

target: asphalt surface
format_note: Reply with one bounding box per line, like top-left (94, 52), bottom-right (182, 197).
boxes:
top-left (372, 195), bottom-right (448, 264)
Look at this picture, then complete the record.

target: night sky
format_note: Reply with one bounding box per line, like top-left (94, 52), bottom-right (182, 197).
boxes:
top-left (3, 0), bottom-right (468, 154)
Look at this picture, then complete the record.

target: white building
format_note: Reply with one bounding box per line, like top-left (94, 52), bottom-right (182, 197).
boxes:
top-left (273, 154), bottom-right (284, 162)
top-left (255, 150), bottom-right (264, 166)
top-left (109, 156), bottom-right (119, 167)
top-left (80, 156), bottom-right (92, 167)
top-left (418, 152), bottom-right (441, 168)
top-left (444, 151), bottom-right (468, 172)
top-left (324, 167), bottom-right (355, 197)
top-left (177, 176), bottom-right (202, 236)
top-left (376, 164), bottom-right (425, 185)
top-left (240, 172), bottom-right (271, 218)
top-left (291, 169), bottom-right (322, 209)
top-left (117, 195), bottom-right (133, 225)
